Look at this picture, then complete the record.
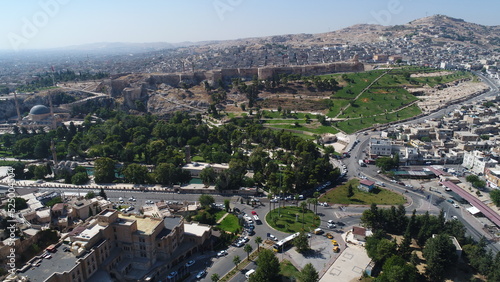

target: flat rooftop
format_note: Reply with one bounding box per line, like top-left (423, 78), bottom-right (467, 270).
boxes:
top-left (77, 221), bottom-right (107, 240)
top-left (23, 244), bottom-right (78, 282)
top-left (118, 214), bottom-right (162, 235)
top-left (184, 222), bottom-right (210, 237)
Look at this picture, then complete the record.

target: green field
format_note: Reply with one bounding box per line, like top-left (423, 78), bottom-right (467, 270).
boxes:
top-left (234, 67), bottom-right (473, 137)
top-left (280, 260), bottom-right (300, 279)
top-left (266, 206), bottom-right (321, 233)
top-left (335, 104), bottom-right (422, 134)
top-left (217, 213), bottom-right (241, 233)
top-left (319, 179), bottom-right (406, 205)
top-left (263, 122), bottom-right (339, 135)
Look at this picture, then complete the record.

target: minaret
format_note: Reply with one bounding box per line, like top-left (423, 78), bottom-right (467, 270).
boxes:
top-left (13, 91), bottom-right (21, 125)
top-left (48, 91), bottom-right (57, 130)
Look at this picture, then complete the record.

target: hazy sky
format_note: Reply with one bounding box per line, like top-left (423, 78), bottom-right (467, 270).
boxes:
top-left (1, 0), bottom-right (499, 51)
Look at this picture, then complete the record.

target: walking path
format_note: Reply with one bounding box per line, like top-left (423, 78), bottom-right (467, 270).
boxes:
top-left (333, 70), bottom-right (391, 119)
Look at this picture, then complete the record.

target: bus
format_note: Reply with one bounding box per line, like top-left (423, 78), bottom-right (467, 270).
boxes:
top-left (272, 232), bottom-right (299, 252)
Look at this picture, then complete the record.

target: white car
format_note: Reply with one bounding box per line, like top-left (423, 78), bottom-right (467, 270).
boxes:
top-left (217, 250), bottom-right (228, 257)
top-left (453, 203), bottom-right (459, 208)
top-left (269, 234), bottom-right (278, 241)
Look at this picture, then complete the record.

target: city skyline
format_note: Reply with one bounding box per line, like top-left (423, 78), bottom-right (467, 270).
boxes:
top-left (1, 0), bottom-right (499, 51)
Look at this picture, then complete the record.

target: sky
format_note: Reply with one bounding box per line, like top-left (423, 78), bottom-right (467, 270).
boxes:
top-left (1, 0), bottom-right (499, 51)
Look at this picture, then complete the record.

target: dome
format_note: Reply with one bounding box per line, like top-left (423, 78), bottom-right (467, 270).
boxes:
top-left (29, 105), bottom-right (50, 115)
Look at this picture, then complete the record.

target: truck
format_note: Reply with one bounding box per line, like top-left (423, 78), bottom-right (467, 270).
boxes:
top-left (358, 160), bottom-right (366, 167)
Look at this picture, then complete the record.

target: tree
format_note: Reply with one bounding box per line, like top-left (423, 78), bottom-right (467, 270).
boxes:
top-left (294, 232), bottom-right (310, 253)
top-left (365, 236), bottom-right (397, 264)
top-left (250, 249), bottom-right (280, 282)
top-left (85, 191), bottom-right (96, 199)
top-left (94, 157), bottom-right (116, 183)
top-left (3, 197), bottom-right (28, 211)
top-left (300, 201), bottom-right (308, 229)
top-left (298, 263), bottom-right (319, 282)
top-left (423, 233), bottom-right (457, 282)
top-left (199, 194), bottom-right (215, 209)
top-left (233, 255), bottom-right (241, 270)
top-left (72, 172), bottom-right (89, 185)
top-left (377, 255), bottom-right (418, 282)
top-left (200, 166), bottom-right (217, 187)
top-left (244, 244), bottom-right (253, 261)
top-left (33, 165), bottom-right (49, 180)
top-left (45, 197), bottom-right (62, 208)
top-left (255, 237), bottom-right (262, 252)
top-left (99, 188), bottom-right (108, 200)
top-left (11, 162), bottom-right (26, 179)
top-left (122, 163), bottom-right (149, 184)
top-left (211, 273), bottom-right (219, 282)
top-left (347, 184), bottom-right (354, 198)
top-left (491, 190), bottom-right (500, 206)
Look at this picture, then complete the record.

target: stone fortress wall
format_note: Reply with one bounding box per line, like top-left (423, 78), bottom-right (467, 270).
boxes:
top-left (134, 60), bottom-right (364, 90)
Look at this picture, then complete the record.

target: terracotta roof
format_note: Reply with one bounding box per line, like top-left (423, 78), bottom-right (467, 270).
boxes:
top-left (359, 179), bottom-right (375, 186)
top-left (352, 226), bottom-right (366, 236)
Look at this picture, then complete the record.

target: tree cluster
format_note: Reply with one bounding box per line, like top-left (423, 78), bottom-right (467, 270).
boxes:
top-left (361, 204), bottom-right (497, 281)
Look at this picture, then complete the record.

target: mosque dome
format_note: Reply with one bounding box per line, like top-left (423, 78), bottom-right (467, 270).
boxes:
top-left (29, 105), bottom-right (50, 115)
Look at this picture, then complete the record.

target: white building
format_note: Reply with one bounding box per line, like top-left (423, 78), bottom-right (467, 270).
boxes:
top-left (369, 138), bottom-right (392, 157)
top-left (462, 150), bottom-right (498, 175)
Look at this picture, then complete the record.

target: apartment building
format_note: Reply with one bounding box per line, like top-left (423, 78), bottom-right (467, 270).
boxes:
top-left (462, 150), bottom-right (498, 175)
top-left (28, 209), bottom-right (211, 282)
top-left (369, 138), bottom-right (392, 157)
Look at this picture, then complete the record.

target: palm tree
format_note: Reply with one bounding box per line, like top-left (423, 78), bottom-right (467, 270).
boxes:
top-left (294, 194), bottom-right (300, 207)
top-left (233, 255), bottom-right (241, 270)
top-left (307, 198), bottom-right (313, 211)
top-left (311, 198), bottom-right (318, 215)
top-left (211, 273), bottom-right (219, 282)
top-left (300, 201), bottom-right (308, 230)
top-left (244, 244), bottom-right (253, 261)
top-left (255, 237), bottom-right (262, 252)
top-left (267, 193), bottom-right (273, 214)
top-left (313, 192), bottom-right (320, 214)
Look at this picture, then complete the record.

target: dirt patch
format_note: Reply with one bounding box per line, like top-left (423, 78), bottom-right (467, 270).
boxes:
top-left (410, 71), bottom-right (454, 78)
top-left (361, 98), bottom-right (370, 103)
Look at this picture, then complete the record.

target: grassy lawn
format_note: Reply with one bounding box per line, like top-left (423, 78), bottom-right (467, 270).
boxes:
top-left (264, 122), bottom-right (338, 135)
top-left (335, 104), bottom-right (422, 134)
top-left (217, 213), bottom-right (241, 233)
top-left (319, 179), bottom-right (406, 205)
top-left (191, 155), bottom-right (204, 162)
top-left (0, 160), bottom-right (20, 166)
top-left (266, 206), bottom-right (321, 233)
top-left (280, 259), bottom-right (300, 280)
top-left (327, 99), bottom-right (351, 117)
top-left (215, 210), bottom-right (227, 222)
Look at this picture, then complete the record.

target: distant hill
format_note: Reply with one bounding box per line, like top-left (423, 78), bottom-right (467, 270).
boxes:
top-left (50, 41), bottom-right (198, 55)
top-left (185, 14), bottom-right (500, 50)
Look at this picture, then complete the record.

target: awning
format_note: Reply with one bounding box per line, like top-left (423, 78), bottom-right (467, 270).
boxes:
top-left (467, 206), bottom-right (481, 215)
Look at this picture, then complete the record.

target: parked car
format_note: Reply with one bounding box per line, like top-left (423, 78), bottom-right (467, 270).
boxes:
top-left (453, 203), bottom-right (459, 208)
top-left (217, 250), bottom-right (228, 257)
top-left (196, 270), bottom-right (207, 279)
top-left (167, 271), bottom-right (177, 279)
top-left (269, 234), bottom-right (278, 241)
